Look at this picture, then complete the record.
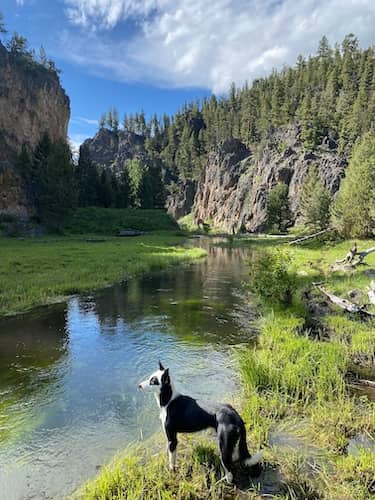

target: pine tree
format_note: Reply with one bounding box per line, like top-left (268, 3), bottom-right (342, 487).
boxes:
top-left (298, 166), bottom-right (331, 230)
top-left (112, 108), bottom-right (119, 132)
top-left (99, 114), bottom-right (106, 129)
top-left (266, 183), bottom-right (292, 232)
top-left (97, 169), bottom-right (113, 208)
top-left (36, 142), bottom-right (78, 231)
top-left (115, 166), bottom-right (130, 208)
top-left (332, 131), bottom-right (375, 237)
top-left (77, 144), bottom-right (99, 206)
top-left (39, 46), bottom-right (47, 66)
top-left (0, 12), bottom-right (6, 34)
top-left (7, 32), bottom-right (28, 54)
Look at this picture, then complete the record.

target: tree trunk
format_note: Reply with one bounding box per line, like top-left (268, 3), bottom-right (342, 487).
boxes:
top-left (315, 285), bottom-right (375, 317)
top-left (289, 228), bottom-right (330, 245)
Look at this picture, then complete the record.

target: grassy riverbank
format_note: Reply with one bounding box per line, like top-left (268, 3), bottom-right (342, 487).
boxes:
top-left (0, 233), bottom-right (206, 317)
top-left (80, 237), bottom-right (375, 499)
top-left (238, 237), bottom-right (375, 499)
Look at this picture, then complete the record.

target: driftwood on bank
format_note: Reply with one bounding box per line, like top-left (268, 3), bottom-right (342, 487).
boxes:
top-left (335, 245), bottom-right (375, 268)
top-left (357, 379), bottom-right (375, 389)
top-left (314, 284), bottom-right (375, 317)
top-left (289, 228), bottom-right (330, 245)
top-left (368, 281), bottom-right (375, 306)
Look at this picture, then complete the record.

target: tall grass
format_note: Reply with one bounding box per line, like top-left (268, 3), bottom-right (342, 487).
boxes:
top-left (0, 234), bottom-right (206, 316)
top-left (77, 237), bottom-right (375, 499)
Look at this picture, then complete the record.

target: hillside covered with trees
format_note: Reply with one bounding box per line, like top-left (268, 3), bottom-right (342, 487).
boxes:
top-left (78, 34), bottom-right (374, 236)
top-left (94, 34), bottom-right (374, 179)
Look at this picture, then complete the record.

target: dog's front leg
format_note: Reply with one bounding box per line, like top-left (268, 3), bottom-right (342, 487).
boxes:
top-left (166, 428), bottom-right (177, 471)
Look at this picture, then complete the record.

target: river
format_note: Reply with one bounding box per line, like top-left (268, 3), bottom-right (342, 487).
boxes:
top-left (0, 237), bottom-right (255, 499)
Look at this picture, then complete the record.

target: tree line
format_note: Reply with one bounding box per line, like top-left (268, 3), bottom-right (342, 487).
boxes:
top-left (96, 34), bottom-right (375, 183)
top-left (0, 12), bottom-right (60, 76)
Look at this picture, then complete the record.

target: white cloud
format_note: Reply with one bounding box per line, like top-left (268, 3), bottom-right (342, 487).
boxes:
top-left (71, 116), bottom-right (99, 126)
top-left (62, 0), bottom-right (375, 93)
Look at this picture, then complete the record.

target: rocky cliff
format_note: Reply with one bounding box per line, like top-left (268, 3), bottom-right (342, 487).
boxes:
top-left (0, 42), bottom-right (70, 217)
top-left (83, 124), bottom-right (347, 231)
top-left (192, 125), bottom-right (347, 232)
top-left (82, 128), bottom-right (146, 172)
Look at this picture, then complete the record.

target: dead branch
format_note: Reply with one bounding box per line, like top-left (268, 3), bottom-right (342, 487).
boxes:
top-left (368, 281), bottom-right (375, 306)
top-left (352, 246), bottom-right (375, 266)
top-left (336, 242), bottom-right (357, 264)
top-left (289, 228), bottom-right (330, 245)
top-left (335, 245), bottom-right (375, 268)
top-left (315, 285), bottom-right (375, 317)
top-left (357, 379), bottom-right (375, 389)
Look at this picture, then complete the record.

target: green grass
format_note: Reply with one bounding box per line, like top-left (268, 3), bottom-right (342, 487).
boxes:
top-left (81, 438), bottom-right (232, 500)
top-left (0, 233), bottom-right (206, 316)
top-left (64, 207), bottom-right (179, 234)
top-left (77, 236), bottom-right (375, 499)
top-left (236, 236), bottom-right (375, 498)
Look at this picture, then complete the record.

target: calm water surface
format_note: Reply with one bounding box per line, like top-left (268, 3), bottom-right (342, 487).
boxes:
top-left (0, 238), bottom-right (255, 499)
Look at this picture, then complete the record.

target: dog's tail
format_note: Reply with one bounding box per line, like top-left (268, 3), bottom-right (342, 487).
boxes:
top-left (239, 427), bottom-right (263, 477)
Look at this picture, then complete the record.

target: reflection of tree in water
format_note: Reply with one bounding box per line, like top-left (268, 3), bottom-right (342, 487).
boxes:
top-left (0, 303), bottom-right (68, 443)
top-left (87, 243), bottom-right (253, 345)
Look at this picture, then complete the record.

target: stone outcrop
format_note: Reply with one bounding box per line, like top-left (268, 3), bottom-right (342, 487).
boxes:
top-left (0, 42), bottom-right (70, 217)
top-left (193, 125), bottom-right (347, 232)
top-left (165, 181), bottom-right (196, 220)
top-left (82, 128), bottom-right (146, 172)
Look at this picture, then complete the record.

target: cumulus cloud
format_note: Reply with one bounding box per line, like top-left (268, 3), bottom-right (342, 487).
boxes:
top-left (62, 0), bottom-right (375, 93)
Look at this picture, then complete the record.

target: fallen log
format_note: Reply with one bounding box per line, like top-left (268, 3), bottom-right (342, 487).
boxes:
top-left (352, 246), bottom-right (375, 266)
top-left (289, 228), bottom-right (330, 245)
top-left (368, 281), bottom-right (375, 306)
top-left (315, 285), bottom-right (375, 317)
top-left (357, 379), bottom-right (375, 389)
top-left (335, 245), bottom-right (375, 268)
top-left (336, 242), bottom-right (357, 264)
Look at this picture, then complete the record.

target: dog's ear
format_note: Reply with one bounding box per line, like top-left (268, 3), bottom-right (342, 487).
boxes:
top-left (161, 368), bottom-right (170, 384)
top-left (158, 360), bottom-right (165, 371)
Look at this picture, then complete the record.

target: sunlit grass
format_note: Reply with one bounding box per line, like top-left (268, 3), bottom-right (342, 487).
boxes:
top-left (0, 233), bottom-right (206, 316)
top-left (77, 236), bottom-right (375, 499)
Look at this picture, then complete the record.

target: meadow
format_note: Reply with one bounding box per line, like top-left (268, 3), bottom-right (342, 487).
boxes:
top-left (0, 232), bottom-right (205, 317)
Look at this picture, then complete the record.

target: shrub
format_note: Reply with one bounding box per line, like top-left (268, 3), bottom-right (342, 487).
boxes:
top-left (247, 248), bottom-right (296, 304)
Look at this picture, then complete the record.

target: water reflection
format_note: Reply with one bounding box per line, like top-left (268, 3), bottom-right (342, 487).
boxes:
top-left (0, 238), bottom-right (254, 500)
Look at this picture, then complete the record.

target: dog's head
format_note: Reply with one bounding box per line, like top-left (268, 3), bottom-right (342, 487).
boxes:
top-left (138, 360), bottom-right (170, 392)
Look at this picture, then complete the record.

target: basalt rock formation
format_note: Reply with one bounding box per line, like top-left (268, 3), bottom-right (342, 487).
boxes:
top-left (192, 125), bottom-right (347, 232)
top-left (0, 42), bottom-right (70, 217)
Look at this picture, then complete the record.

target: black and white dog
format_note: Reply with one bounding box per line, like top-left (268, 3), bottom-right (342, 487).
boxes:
top-left (138, 361), bottom-right (262, 483)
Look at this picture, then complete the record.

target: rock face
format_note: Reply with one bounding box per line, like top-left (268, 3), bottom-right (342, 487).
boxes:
top-left (165, 181), bottom-right (196, 220)
top-left (82, 128), bottom-right (146, 172)
top-left (193, 125), bottom-right (347, 232)
top-left (0, 42), bottom-right (70, 217)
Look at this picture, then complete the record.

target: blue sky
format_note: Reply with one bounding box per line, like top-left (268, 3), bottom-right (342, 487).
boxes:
top-left (1, 0), bottom-right (375, 150)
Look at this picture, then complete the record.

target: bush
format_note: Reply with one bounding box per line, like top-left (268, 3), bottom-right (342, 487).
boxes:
top-left (247, 248), bottom-right (296, 304)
